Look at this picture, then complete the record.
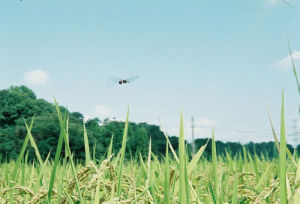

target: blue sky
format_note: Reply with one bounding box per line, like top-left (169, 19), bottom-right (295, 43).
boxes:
top-left (1, 0), bottom-right (300, 144)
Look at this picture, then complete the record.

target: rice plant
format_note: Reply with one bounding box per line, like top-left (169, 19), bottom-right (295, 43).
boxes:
top-left (1, 66), bottom-right (300, 203)
top-left (0, 94), bottom-right (299, 204)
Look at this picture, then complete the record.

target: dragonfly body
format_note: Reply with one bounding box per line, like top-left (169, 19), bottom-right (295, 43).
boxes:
top-left (118, 79), bottom-right (128, 84)
top-left (115, 76), bottom-right (138, 85)
top-left (107, 76), bottom-right (138, 86)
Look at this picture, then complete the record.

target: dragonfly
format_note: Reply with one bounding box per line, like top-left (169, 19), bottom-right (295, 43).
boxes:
top-left (110, 76), bottom-right (139, 85)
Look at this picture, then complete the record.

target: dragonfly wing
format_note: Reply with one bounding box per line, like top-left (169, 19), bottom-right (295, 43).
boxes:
top-left (106, 76), bottom-right (122, 87)
top-left (127, 75), bottom-right (139, 83)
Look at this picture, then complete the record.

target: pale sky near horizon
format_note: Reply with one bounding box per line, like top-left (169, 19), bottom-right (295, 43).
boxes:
top-left (1, 0), bottom-right (300, 145)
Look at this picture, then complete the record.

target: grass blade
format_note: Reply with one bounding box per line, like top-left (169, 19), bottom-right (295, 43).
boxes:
top-left (48, 99), bottom-right (84, 202)
top-left (163, 143), bottom-right (169, 204)
top-left (159, 119), bottom-right (179, 163)
top-left (147, 138), bottom-right (158, 204)
top-left (288, 40), bottom-right (300, 94)
top-left (184, 149), bottom-right (190, 204)
top-left (209, 180), bottom-right (217, 204)
top-left (188, 139), bottom-right (209, 176)
top-left (116, 106), bottom-right (129, 197)
top-left (280, 91), bottom-right (287, 204)
top-left (232, 171), bottom-right (238, 204)
top-left (267, 107), bottom-right (297, 167)
top-left (47, 103), bottom-right (66, 201)
top-left (267, 107), bottom-right (280, 152)
top-left (212, 129), bottom-right (218, 203)
top-left (24, 119), bottom-right (43, 166)
top-left (178, 111), bottom-right (186, 204)
top-left (107, 133), bottom-right (114, 158)
top-left (94, 170), bottom-right (101, 204)
top-left (83, 122), bottom-right (91, 165)
top-left (11, 116), bottom-right (34, 184)
top-left (296, 160), bottom-right (300, 183)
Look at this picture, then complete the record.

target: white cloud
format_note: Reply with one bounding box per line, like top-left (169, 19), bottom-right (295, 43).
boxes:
top-left (276, 51), bottom-right (300, 71)
top-left (196, 118), bottom-right (217, 127)
top-left (84, 105), bottom-right (112, 123)
top-left (266, 0), bottom-right (299, 6)
top-left (83, 116), bottom-right (92, 123)
top-left (23, 69), bottom-right (50, 86)
top-left (93, 105), bottom-right (111, 118)
top-left (266, 0), bottom-right (278, 4)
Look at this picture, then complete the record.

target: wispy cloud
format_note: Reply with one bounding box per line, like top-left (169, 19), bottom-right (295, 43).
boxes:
top-left (161, 118), bottom-right (218, 140)
top-left (23, 69), bottom-right (50, 86)
top-left (266, 0), bottom-right (279, 5)
top-left (196, 118), bottom-right (218, 127)
top-left (276, 51), bottom-right (300, 71)
top-left (266, 0), bottom-right (297, 6)
top-left (93, 105), bottom-right (111, 118)
top-left (84, 104), bottom-right (112, 123)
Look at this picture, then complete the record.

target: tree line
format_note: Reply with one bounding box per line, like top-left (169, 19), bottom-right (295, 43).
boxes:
top-left (0, 86), bottom-right (298, 161)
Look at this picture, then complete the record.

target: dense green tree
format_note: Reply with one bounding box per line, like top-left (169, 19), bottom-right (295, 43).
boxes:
top-left (128, 126), bottom-right (149, 158)
top-left (1, 85), bottom-right (300, 162)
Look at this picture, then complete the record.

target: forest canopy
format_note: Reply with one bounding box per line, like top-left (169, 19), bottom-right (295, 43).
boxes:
top-left (0, 86), bottom-right (297, 161)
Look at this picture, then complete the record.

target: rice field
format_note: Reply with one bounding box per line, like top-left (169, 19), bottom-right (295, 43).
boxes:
top-left (0, 93), bottom-right (299, 204)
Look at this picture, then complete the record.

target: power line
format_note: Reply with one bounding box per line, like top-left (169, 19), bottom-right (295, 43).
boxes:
top-left (193, 125), bottom-right (272, 136)
top-left (162, 124), bottom-right (272, 136)
top-left (162, 121), bottom-right (297, 137)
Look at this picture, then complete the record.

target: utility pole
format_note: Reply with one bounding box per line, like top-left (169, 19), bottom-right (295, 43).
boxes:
top-left (191, 117), bottom-right (195, 156)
